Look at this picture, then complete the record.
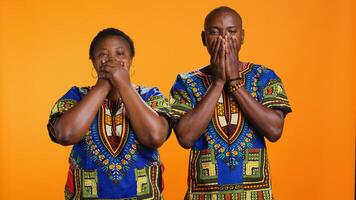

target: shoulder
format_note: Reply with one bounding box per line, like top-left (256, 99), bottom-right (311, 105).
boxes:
top-left (68, 86), bottom-right (91, 98)
top-left (56, 86), bottom-right (91, 102)
top-left (171, 67), bottom-right (207, 94)
top-left (248, 63), bottom-right (281, 83)
top-left (177, 66), bottom-right (209, 80)
top-left (173, 66), bottom-right (209, 87)
top-left (137, 85), bottom-right (166, 101)
top-left (77, 86), bottom-right (91, 95)
top-left (137, 85), bottom-right (160, 95)
top-left (248, 63), bottom-right (273, 75)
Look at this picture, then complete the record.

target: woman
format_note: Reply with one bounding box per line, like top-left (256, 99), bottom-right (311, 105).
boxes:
top-left (47, 28), bottom-right (171, 199)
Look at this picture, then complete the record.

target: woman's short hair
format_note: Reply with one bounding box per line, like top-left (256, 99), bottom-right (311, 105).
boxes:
top-left (89, 27), bottom-right (135, 59)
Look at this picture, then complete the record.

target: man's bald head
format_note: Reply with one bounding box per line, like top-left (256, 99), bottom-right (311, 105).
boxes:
top-left (204, 6), bottom-right (243, 30)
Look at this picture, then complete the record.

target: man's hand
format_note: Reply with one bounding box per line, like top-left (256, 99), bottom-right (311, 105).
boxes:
top-left (210, 35), bottom-right (227, 84)
top-left (225, 35), bottom-right (242, 80)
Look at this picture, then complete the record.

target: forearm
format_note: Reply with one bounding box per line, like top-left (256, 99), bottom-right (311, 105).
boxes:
top-left (174, 81), bottom-right (224, 148)
top-left (117, 85), bottom-right (169, 149)
top-left (231, 88), bottom-right (284, 142)
top-left (54, 81), bottom-right (111, 145)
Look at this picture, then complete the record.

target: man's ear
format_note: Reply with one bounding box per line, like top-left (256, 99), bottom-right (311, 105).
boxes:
top-left (201, 31), bottom-right (207, 46)
top-left (241, 29), bottom-right (245, 45)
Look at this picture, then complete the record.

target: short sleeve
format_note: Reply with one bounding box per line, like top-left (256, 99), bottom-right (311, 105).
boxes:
top-left (139, 86), bottom-right (173, 139)
top-left (47, 86), bottom-right (82, 143)
top-left (142, 87), bottom-right (172, 119)
top-left (169, 75), bottom-right (194, 122)
top-left (260, 69), bottom-right (292, 116)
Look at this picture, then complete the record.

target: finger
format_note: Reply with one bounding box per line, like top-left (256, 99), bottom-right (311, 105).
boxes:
top-left (213, 36), bottom-right (222, 63)
top-left (220, 40), bottom-right (226, 66)
top-left (212, 37), bottom-right (220, 62)
top-left (105, 60), bottom-right (124, 69)
top-left (100, 59), bottom-right (108, 66)
top-left (210, 37), bottom-right (218, 55)
top-left (110, 59), bottom-right (124, 65)
top-left (118, 60), bottom-right (126, 68)
top-left (231, 36), bottom-right (238, 53)
top-left (115, 60), bottom-right (128, 70)
top-left (98, 71), bottom-right (108, 79)
top-left (225, 35), bottom-right (233, 56)
top-left (223, 37), bottom-right (228, 58)
top-left (222, 41), bottom-right (226, 61)
top-left (221, 42), bottom-right (226, 76)
top-left (100, 65), bottom-right (116, 74)
top-left (105, 61), bottom-right (120, 68)
top-left (225, 36), bottom-right (230, 56)
top-left (227, 35), bottom-right (233, 53)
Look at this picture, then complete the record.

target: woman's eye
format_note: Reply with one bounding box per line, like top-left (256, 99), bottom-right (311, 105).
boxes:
top-left (228, 30), bottom-right (237, 34)
top-left (97, 52), bottom-right (107, 57)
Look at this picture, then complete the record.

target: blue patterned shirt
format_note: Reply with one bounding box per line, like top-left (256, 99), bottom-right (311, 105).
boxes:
top-left (170, 63), bottom-right (292, 200)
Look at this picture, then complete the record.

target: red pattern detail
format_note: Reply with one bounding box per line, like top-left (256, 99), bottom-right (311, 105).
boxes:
top-left (65, 167), bottom-right (74, 194)
top-left (248, 148), bottom-right (260, 153)
top-left (161, 164), bottom-right (165, 190)
top-left (107, 134), bottom-right (121, 151)
top-left (98, 104), bottom-right (129, 157)
top-left (222, 124), bottom-right (238, 137)
top-left (258, 191), bottom-right (263, 199)
top-left (106, 101), bottom-right (121, 152)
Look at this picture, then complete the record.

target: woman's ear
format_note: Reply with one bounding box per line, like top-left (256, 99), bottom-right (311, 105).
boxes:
top-left (90, 59), bottom-right (99, 72)
top-left (201, 31), bottom-right (207, 46)
top-left (128, 58), bottom-right (133, 68)
top-left (91, 59), bottom-right (99, 72)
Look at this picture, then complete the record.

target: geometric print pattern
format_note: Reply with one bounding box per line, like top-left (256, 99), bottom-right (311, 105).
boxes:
top-left (48, 85), bottom-right (169, 199)
top-left (185, 148), bottom-right (272, 200)
top-left (170, 63), bottom-right (291, 199)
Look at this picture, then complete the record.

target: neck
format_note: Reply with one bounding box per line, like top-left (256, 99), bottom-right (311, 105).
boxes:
top-left (107, 89), bottom-right (121, 101)
top-left (205, 59), bottom-right (243, 75)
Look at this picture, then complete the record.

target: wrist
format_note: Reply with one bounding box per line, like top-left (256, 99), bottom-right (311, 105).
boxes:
top-left (228, 79), bottom-right (244, 93)
top-left (116, 82), bottom-right (134, 94)
top-left (213, 78), bottom-right (226, 85)
top-left (227, 76), bottom-right (242, 82)
top-left (95, 79), bottom-right (111, 91)
top-left (212, 79), bottom-right (225, 89)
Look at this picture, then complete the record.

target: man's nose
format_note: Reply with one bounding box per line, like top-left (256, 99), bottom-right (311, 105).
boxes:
top-left (220, 30), bottom-right (227, 37)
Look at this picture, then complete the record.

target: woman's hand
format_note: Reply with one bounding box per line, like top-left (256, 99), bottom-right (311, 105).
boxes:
top-left (95, 75), bottom-right (112, 90)
top-left (98, 59), bottom-right (131, 90)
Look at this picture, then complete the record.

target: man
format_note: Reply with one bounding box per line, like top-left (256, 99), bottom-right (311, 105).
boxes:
top-left (170, 6), bottom-right (292, 199)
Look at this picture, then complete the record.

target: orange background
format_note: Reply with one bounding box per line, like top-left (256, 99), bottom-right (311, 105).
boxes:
top-left (0, 0), bottom-right (355, 199)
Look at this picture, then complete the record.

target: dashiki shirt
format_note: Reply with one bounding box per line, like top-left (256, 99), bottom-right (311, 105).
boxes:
top-left (47, 85), bottom-right (170, 200)
top-left (170, 63), bottom-right (292, 200)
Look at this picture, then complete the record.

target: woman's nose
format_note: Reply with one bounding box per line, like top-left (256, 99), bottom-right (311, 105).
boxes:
top-left (107, 53), bottom-right (118, 62)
